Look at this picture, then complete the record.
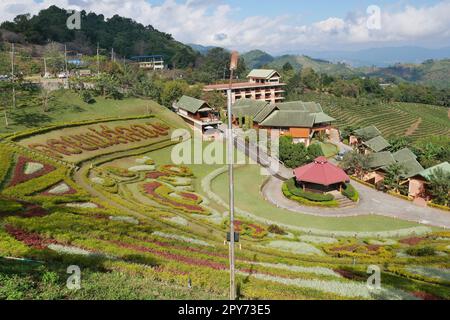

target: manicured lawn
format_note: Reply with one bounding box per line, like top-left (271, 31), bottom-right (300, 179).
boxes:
top-left (318, 142), bottom-right (339, 158)
top-left (211, 165), bottom-right (420, 232)
top-left (0, 90), bottom-right (188, 135)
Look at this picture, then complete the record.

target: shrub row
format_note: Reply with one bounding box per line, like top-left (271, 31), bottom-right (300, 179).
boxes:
top-left (427, 202), bottom-right (450, 212)
top-left (341, 183), bottom-right (359, 202)
top-left (282, 182), bottom-right (339, 208)
top-left (387, 266), bottom-right (450, 286)
top-left (285, 179), bottom-right (335, 202)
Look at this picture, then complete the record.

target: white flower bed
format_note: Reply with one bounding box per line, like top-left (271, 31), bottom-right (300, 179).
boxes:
top-left (128, 165), bottom-right (156, 172)
top-left (66, 202), bottom-right (99, 209)
top-left (201, 166), bottom-right (433, 239)
top-left (164, 177), bottom-right (192, 186)
top-left (165, 216), bottom-right (189, 226)
top-left (264, 241), bottom-right (324, 256)
top-left (237, 271), bottom-right (418, 300)
top-left (175, 185), bottom-right (194, 192)
top-left (109, 216), bottom-right (139, 225)
top-left (251, 262), bottom-right (341, 277)
top-left (152, 231), bottom-right (212, 247)
top-left (298, 235), bottom-right (338, 244)
top-left (24, 162), bottom-right (44, 175)
top-left (91, 177), bottom-right (105, 184)
top-left (406, 266), bottom-right (450, 282)
top-left (48, 244), bottom-right (92, 256)
top-left (47, 182), bottom-right (70, 195)
top-left (135, 156), bottom-right (153, 164)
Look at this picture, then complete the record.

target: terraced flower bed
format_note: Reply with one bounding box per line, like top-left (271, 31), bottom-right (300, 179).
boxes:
top-left (8, 156), bottom-right (55, 187)
top-left (142, 182), bottom-right (208, 215)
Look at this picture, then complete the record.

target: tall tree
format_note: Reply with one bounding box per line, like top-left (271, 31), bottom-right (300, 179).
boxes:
top-left (427, 168), bottom-right (450, 206)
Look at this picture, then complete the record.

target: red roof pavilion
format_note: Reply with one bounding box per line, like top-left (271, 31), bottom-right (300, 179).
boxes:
top-left (293, 156), bottom-right (350, 186)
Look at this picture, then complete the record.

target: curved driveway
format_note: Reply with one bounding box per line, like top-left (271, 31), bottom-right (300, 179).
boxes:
top-left (262, 176), bottom-right (450, 229)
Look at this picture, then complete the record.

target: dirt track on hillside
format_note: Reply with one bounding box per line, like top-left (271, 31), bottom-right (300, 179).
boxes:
top-left (405, 118), bottom-right (422, 136)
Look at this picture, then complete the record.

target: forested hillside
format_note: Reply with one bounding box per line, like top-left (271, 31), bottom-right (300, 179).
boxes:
top-left (0, 6), bottom-right (198, 68)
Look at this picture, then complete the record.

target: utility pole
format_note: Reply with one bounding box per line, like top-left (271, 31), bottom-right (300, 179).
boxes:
top-left (227, 51), bottom-right (239, 301)
top-left (111, 48), bottom-right (115, 62)
top-left (3, 108), bottom-right (8, 127)
top-left (43, 57), bottom-right (47, 77)
top-left (64, 44), bottom-right (68, 74)
top-left (97, 43), bottom-right (100, 76)
top-left (10, 43), bottom-right (15, 109)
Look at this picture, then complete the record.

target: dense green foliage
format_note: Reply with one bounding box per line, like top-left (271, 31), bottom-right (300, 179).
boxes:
top-left (0, 6), bottom-right (197, 68)
top-left (279, 136), bottom-right (325, 169)
top-left (427, 168), bottom-right (450, 207)
top-left (341, 184), bottom-right (359, 202)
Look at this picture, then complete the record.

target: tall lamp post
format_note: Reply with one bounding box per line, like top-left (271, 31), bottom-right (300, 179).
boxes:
top-left (227, 51), bottom-right (239, 300)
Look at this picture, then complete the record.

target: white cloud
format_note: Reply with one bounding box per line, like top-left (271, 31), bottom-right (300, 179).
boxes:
top-left (0, 0), bottom-right (450, 53)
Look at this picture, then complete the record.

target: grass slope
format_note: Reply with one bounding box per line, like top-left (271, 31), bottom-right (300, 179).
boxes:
top-left (0, 90), bottom-right (188, 135)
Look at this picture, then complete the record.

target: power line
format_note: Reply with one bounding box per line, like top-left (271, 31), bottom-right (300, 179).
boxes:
top-left (10, 43), bottom-right (16, 109)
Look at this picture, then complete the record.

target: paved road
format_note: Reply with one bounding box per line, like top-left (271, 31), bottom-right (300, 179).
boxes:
top-left (220, 126), bottom-right (450, 229)
top-left (262, 176), bottom-right (450, 229)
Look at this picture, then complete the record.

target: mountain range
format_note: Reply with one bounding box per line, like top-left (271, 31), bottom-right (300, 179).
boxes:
top-left (240, 49), bottom-right (450, 89)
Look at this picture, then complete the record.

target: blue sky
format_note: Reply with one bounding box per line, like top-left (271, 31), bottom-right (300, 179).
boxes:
top-left (222, 0), bottom-right (440, 21)
top-left (2, 0), bottom-right (450, 53)
top-left (147, 0), bottom-right (443, 23)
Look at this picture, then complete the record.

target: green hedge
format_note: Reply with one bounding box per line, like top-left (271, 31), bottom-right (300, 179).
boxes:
top-left (282, 183), bottom-right (339, 208)
top-left (285, 179), bottom-right (335, 202)
top-left (0, 148), bottom-right (14, 189)
top-left (342, 183), bottom-right (359, 202)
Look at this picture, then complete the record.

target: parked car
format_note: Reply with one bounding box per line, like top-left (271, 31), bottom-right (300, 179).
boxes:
top-left (0, 75), bottom-right (10, 81)
top-left (335, 150), bottom-right (350, 161)
top-left (57, 72), bottom-right (68, 79)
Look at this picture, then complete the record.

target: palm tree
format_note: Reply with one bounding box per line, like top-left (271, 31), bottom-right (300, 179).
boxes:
top-left (384, 163), bottom-right (406, 193)
top-left (427, 168), bottom-right (450, 206)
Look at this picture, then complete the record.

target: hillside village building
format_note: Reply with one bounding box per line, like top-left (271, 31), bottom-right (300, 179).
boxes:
top-left (362, 147), bottom-right (425, 187)
top-left (174, 95), bottom-right (222, 138)
top-left (408, 162), bottom-right (450, 200)
top-left (350, 125), bottom-right (391, 154)
top-left (131, 55), bottom-right (165, 70)
top-left (203, 69), bottom-right (286, 104)
top-left (232, 99), bottom-right (335, 146)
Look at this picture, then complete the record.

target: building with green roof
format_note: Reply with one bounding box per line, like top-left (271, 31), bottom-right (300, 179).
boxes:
top-left (231, 99), bottom-right (335, 146)
top-left (174, 96), bottom-right (222, 136)
top-left (353, 125), bottom-right (382, 140)
top-left (363, 136), bottom-right (391, 153)
top-left (408, 162), bottom-right (450, 201)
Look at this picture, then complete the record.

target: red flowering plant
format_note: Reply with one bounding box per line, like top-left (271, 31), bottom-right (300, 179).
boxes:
top-left (5, 225), bottom-right (57, 249)
top-left (8, 156), bottom-right (56, 187)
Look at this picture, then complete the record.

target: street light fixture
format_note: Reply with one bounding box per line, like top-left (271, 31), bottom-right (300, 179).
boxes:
top-left (227, 51), bottom-right (239, 300)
